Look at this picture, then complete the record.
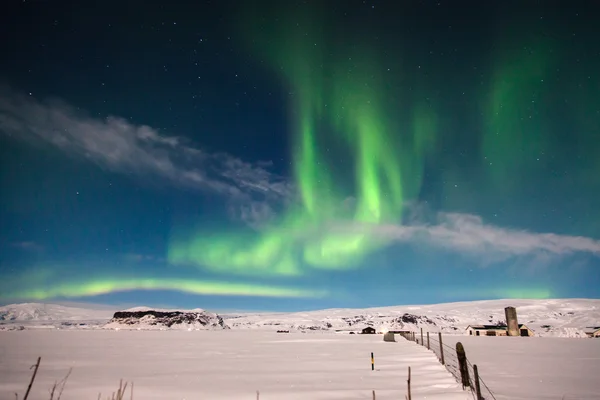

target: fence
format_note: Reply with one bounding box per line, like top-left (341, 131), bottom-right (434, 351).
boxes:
top-left (398, 330), bottom-right (497, 400)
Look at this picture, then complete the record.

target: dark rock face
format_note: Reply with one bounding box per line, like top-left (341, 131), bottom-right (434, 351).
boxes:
top-left (395, 313), bottom-right (437, 326)
top-left (109, 310), bottom-right (229, 329)
top-left (343, 315), bottom-right (367, 326)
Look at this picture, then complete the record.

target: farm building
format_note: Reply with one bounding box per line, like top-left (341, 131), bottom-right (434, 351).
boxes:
top-left (584, 327), bottom-right (600, 338)
top-left (361, 327), bottom-right (376, 334)
top-left (466, 324), bottom-right (534, 337)
top-left (386, 330), bottom-right (411, 335)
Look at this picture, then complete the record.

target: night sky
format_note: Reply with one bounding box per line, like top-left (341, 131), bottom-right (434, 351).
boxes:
top-left (1, 0), bottom-right (599, 311)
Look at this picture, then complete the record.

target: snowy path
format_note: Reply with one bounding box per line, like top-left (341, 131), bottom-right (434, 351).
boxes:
top-left (1, 330), bottom-right (470, 399)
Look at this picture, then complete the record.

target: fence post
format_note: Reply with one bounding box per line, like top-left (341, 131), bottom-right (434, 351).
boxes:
top-left (427, 331), bottom-right (430, 350)
top-left (420, 328), bottom-right (424, 346)
top-left (438, 332), bottom-right (445, 365)
top-left (406, 366), bottom-right (412, 400)
top-left (473, 364), bottom-right (482, 400)
top-left (372, 390), bottom-right (376, 400)
top-left (456, 342), bottom-right (470, 389)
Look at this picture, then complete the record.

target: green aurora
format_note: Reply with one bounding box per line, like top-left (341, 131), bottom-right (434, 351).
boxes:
top-left (2, 277), bottom-right (326, 300)
top-left (5, 4), bottom-right (593, 303)
top-left (168, 7), bottom-right (437, 279)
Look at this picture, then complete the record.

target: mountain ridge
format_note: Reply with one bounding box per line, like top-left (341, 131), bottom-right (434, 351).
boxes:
top-left (1, 299), bottom-right (599, 337)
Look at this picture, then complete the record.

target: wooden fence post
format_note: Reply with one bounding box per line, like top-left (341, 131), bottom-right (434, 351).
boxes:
top-left (427, 331), bottom-right (430, 350)
top-left (406, 366), bottom-right (412, 400)
top-left (456, 342), bottom-right (470, 389)
top-left (438, 332), bottom-right (445, 365)
top-left (473, 364), bottom-right (483, 400)
top-left (420, 328), bottom-right (424, 346)
top-left (23, 357), bottom-right (41, 400)
top-left (372, 390), bottom-right (376, 400)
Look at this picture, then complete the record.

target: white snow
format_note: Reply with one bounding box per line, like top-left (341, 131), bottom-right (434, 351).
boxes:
top-left (224, 299), bottom-right (600, 338)
top-left (0, 302), bottom-right (113, 322)
top-left (2, 299), bottom-right (599, 337)
top-left (440, 336), bottom-right (600, 399)
top-left (0, 330), bottom-right (469, 400)
top-left (2, 299), bottom-right (600, 398)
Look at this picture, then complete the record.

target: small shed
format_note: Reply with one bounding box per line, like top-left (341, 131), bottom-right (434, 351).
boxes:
top-left (361, 327), bottom-right (376, 335)
top-left (466, 324), bottom-right (534, 337)
top-left (383, 332), bottom-right (396, 342)
top-left (584, 327), bottom-right (600, 338)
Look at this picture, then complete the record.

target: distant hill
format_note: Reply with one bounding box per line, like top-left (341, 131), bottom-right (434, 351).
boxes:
top-left (0, 302), bottom-right (113, 325)
top-left (1, 299), bottom-right (599, 337)
top-left (222, 298), bottom-right (600, 338)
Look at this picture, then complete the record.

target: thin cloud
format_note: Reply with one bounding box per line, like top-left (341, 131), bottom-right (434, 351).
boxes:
top-left (0, 89), bottom-right (292, 217)
top-left (10, 241), bottom-right (44, 252)
top-left (332, 211), bottom-right (600, 261)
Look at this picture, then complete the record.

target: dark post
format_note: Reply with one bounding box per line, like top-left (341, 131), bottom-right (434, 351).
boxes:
top-left (438, 332), bottom-right (445, 365)
top-left (427, 331), bottom-right (430, 350)
top-left (473, 364), bottom-right (483, 400)
top-left (420, 328), bottom-right (424, 346)
top-left (371, 352), bottom-right (374, 371)
top-left (372, 390), bottom-right (376, 400)
top-left (456, 342), bottom-right (470, 389)
top-left (23, 357), bottom-right (41, 400)
top-left (407, 366), bottom-right (412, 400)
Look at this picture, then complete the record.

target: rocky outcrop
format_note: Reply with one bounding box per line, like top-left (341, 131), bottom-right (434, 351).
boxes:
top-left (105, 309), bottom-right (229, 330)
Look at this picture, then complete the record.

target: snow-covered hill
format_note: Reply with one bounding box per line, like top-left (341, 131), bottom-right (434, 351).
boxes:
top-left (104, 309), bottom-right (228, 330)
top-left (0, 302), bottom-right (114, 330)
top-left (222, 299), bottom-right (600, 338)
top-left (1, 299), bottom-right (599, 337)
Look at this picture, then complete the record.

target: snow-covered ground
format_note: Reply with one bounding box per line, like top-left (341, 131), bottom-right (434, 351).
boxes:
top-left (0, 330), bottom-right (469, 400)
top-left (2, 299), bottom-right (599, 398)
top-left (439, 336), bottom-right (600, 400)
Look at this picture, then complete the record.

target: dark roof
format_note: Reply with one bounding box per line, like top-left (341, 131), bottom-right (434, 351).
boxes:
top-left (467, 324), bottom-right (530, 330)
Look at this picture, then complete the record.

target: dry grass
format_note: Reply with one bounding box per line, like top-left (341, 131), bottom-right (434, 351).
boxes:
top-left (97, 379), bottom-right (133, 400)
top-left (16, 357), bottom-right (133, 400)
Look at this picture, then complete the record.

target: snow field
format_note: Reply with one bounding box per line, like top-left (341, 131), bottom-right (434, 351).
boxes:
top-left (440, 336), bottom-right (600, 400)
top-left (0, 330), bottom-right (469, 400)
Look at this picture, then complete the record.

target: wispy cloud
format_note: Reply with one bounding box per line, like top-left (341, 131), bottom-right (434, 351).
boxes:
top-left (0, 88), bottom-right (291, 224)
top-left (333, 211), bottom-right (600, 262)
top-left (10, 241), bottom-right (44, 252)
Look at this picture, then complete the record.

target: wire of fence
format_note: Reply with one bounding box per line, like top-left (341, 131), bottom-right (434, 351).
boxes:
top-left (466, 358), bottom-right (497, 400)
top-left (399, 331), bottom-right (497, 400)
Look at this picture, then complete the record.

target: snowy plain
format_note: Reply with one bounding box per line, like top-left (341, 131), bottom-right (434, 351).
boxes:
top-left (440, 335), bottom-right (600, 400)
top-left (1, 330), bottom-right (469, 400)
top-left (2, 298), bottom-right (600, 399)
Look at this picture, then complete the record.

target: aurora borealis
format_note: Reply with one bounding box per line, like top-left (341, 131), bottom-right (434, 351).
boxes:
top-left (1, 1), bottom-right (599, 310)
